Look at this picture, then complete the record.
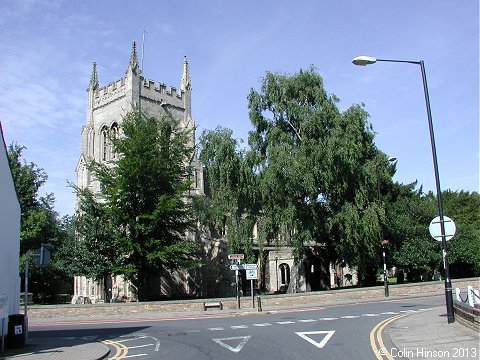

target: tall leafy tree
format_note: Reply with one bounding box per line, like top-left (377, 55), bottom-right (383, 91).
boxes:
top-left (55, 186), bottom-right (121, 301)
top-left (246, 67), bottom-right (390, 283)
top-left (198, 127), bottom-right (258, 260)
top-left (199, 68), bottom-right (395, 284)
top-left (386, 186), bottom-right (480, 280)
top-left (438, 190), bottom-right (480, 277)
top-left (91, 108), bottom-right (198, 301)
top-left (386, 184), bottom-right (441, 279)
top-left (7, 143), bottom-right (71, 302)
top-left (7, 143), bottom-right (56, 254)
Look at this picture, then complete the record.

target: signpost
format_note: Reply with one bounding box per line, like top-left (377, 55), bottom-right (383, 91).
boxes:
top-left (228, 255), bottom-right (259, 309)
top-left (25, 243), bottom-right (53, 342)
top-left (245, 265), bottom-right (257, 308)
top-left (429, 215), bottom-right (456, 323)
top-left (0, 295), bottom-right (6, 353)
top-left (228, 254), bottom-right (244, 309)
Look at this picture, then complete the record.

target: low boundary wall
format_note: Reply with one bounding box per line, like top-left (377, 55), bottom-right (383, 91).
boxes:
top-left (453, 300), bottom-right (480, 333)
top-left (26, 277), bottom-right (479, 319)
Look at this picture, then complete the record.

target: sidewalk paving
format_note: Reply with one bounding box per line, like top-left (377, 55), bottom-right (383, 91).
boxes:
top-left (387, 306), bottom-right (479, 360)
top-left (0, 336), bottom-right (109, 360)
top-left (1, 296), bottom-right (478, 360)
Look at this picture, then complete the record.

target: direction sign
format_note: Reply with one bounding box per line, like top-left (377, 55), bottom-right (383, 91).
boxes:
top-left (230, 264), bottom-right (247, 271)
top-left (228, 254), bottom-right (244, 260)
top-left (429, 216), bottom-right (456, 242)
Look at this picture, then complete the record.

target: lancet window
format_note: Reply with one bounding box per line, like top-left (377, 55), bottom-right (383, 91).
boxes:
top-left (111, 123), bottom-right (119, 159)
top-left (101, 126), bottom-right (109, 161)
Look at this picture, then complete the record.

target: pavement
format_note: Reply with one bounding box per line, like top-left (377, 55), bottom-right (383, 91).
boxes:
top-left (1, 296), bottom-right (478, 360)
top-left (386, 306), bottom-right (479, 360)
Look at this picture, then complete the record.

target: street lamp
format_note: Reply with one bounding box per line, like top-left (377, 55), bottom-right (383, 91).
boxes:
top-left (353, 56), bottom-right (455, 323)
top-left (376, 156), bottom-right (397, 297)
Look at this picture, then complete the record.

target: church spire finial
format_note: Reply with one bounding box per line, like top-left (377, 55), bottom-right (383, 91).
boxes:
top-left (127, 41), bottom-right (139, 73)
top-left (89, 62), bottom-right (98, 89)
top-left (180, 56), bottom-right (191, 92)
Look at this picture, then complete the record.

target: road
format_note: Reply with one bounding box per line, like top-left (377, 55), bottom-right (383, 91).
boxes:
top-left (29, 295), bottom-right (445, 360)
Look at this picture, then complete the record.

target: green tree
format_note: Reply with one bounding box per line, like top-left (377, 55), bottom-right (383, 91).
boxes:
top-left (55, 186), bottom-right (121, 301)
top-left (7, 143), bottom-right (72, 302)
top-left (247, 68), bottom-right (390, 284)
top-left (442, 190), bottom-right (480, 277)
top-left (91, 108), bottom-right (198, 301)
top-left (386, 184), bottom-right (441, 280)
top-left (386, 187), bottom-right (480, 280)
top-left (198, 127), bottom-right (258, 260)
top-left (199, 68), bottom-right (395, 284)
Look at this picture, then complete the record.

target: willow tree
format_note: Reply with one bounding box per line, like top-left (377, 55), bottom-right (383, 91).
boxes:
top-left (246, 67), bottom-right (393, 283)
top-left (198, 127), bottom-right (258, 261)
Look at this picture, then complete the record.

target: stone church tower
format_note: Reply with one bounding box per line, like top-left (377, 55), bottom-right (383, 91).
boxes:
top-left (73, 43), bottom-right (204, 302)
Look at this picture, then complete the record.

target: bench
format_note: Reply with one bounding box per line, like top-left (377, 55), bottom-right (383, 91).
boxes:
top-left (203, 301), bottom-right (223, 311)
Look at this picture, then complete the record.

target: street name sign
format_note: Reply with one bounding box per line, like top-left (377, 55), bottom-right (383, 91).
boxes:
top-left (228, 254), bottom-right (244, 260)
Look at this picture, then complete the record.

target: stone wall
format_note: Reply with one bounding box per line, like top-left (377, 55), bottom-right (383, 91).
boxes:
top-left (27, 277), bottom-right (479, 319)
top-left (453, 300), bottom-right (480, 333)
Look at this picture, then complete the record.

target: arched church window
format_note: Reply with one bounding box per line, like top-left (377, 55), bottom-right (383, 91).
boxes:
top-left (87, 128), bottom-right (94, 157)
top-left (111, 123), bottom-right (119, 159)
top-left (279, 263), bottom-right (290, 285)
top-left (101, 126), bottom-right (109, 161)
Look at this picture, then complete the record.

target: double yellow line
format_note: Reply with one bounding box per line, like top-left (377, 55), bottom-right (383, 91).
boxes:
top-left (370, 309), bottom-right (431, 360)
top-left (102, 339), bottom-right (129, 360)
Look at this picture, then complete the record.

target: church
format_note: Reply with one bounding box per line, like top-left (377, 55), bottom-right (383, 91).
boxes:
top-left (73, 43), bottom-right (357, 303)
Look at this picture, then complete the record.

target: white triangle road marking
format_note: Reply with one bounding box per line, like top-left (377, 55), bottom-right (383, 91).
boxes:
top-left (295, 330), bottom-right (335, 349)
top-left (212, 335), bottom-right (251, 353)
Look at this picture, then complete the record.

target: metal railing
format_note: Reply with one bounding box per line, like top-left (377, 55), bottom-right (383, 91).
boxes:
top-left (455, 286), bottom-right (480, 308)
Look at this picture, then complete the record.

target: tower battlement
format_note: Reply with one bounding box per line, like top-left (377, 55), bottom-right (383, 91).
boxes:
top-left (92, 76), bottom-right (185, 110)
top-left (141, 78), bottom-right (184, 100)
top-left (95, 77), bottom-right (126, 97)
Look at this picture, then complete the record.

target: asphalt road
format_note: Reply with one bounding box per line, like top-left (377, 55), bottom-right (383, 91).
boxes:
top-left (29, 295), bottom-right (445, 360)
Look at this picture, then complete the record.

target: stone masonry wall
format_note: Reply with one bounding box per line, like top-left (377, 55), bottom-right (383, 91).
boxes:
top-left (27, 278), bottom-right (478, 319)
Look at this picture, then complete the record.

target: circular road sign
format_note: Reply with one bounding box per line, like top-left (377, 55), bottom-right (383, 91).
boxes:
top-left (429, 216), bottom-right (456, 242)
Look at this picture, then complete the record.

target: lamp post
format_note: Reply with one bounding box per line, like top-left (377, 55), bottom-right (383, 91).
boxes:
top-left (376, 156), bottom-right (397, 297)
top-left (353, 56), bottom-right (454, 323)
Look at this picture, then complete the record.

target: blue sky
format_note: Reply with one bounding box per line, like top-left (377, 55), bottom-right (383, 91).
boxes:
top-left (0, 0), bottom-right (478, 218)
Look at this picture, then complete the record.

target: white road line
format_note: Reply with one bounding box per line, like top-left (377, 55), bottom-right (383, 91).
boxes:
top-left (128, 344), bottom-right (155, 349)
top-left (298, 319), bottom-right (317, 323)
top-left (380, 311), bottom-right (398, 315)
top-left (276, 321), bottom-right (296, 324)
top-left (319, 317), bottom-right (338, 321)
top-left (253, 323), bottom-right (272, 327)
top-left (212, 335), bottom-right (251, 353)
top-left (208, 327), bottom-right (224, 331)
top-left (296, 330), bottom-right (335, 349)
top-left (123, 354), bottom-right (148, 358)
top-left (361, 313), bottom-right (379, 317)
top-left (115, 336), bottom-right (148, 343)
top-left (341, 315), bottom-right (359, 319)
top-left (231, 325), bottom-right (248, 329)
